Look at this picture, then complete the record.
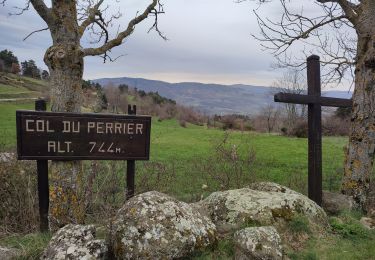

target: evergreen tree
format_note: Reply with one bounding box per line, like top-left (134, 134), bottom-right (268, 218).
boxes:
top-left (118, 84), bottom-right (129, 93)
top-left (0, 49), bottom-right (18, 70)
top-left (21, 60), bottom-right (41, 79)
top-left (0, 59), bottom-right (5, 72)
top-left (335, 107), bottom-right (352, 119)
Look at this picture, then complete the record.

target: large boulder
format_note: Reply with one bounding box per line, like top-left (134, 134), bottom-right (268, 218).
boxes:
top-left (234, 226), bottom-right (283, 260)
top-left (41, 224), bottom-right (108, 260)
top-left (322, 190), bottom-right (355, 215)
top-left (110, 191), bottom-right (217, 259)
top-left (195, 183), bottom-right (327, 230)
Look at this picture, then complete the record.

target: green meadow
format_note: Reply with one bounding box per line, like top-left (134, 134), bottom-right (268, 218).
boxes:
top-left (1, 100), bottom-right (375, 260)
top-left (0, 100), bottom-right (347, 197)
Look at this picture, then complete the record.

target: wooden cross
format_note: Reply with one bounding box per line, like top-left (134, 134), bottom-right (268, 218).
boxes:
top-left (274, 55), bottom-right (352, 206)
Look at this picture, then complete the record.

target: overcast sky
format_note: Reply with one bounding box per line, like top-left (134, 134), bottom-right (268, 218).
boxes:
top-left (0, 0), bottom-right (351, 89)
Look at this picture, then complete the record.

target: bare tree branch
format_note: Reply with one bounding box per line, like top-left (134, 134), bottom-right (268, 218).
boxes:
top-left (79, 0), bottom-right (105, 37)
top-left (250, 0), bottom-right (357, 84)
top-left (2, 0), bottom-right (53, 25)
top-left (23, 27), bottom-right (49, 41)
top-left (148, 1), bottom-right (167, 40)
top-left (317, 0), bottom-right (359, 24)
top-left (83, 0), bottom-right (162, 57)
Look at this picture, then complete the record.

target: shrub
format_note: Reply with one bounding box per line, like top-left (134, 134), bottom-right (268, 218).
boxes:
top-left (209, 114), bottom-right (253, 132)
top-left (289, 120), bottom-right (308, 138)
top-left (179, 119), bottom-right (187, 128)
top-left (335, 107), bottom-right (351, 119)
top-left (83, 160), bottom-right (177, 224)
top-left (329, 214), bottom-right (371, 240)
top-left (288, 215), bottom-right (311, 234)
top-left (177, 105), bottom-right (205, 126)
top-left (323, 116), bottom-right (349, 136)
top-left (136, 161), bottom-right (177, 195)
top-left (197, 132), bottom-right (257, 191)
top-left (0, 155), bottom-right (39, 235)
top-left (0, 232), bottom-right (52, 259)
top-left (83, 161), bottom-right (124, 224)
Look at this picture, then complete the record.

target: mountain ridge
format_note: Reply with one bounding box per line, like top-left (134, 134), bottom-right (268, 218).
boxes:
top-left (93, 76), bottom-right (352, 115)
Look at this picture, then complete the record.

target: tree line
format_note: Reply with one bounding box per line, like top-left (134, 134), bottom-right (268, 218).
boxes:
top-left (0, 49), bottom-right (49, 80)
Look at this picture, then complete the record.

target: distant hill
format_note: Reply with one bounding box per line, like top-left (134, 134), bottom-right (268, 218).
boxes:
top-left (0, 72), bottom-right (47, 100)
top-left (93, 77), bottom-right (353, 115)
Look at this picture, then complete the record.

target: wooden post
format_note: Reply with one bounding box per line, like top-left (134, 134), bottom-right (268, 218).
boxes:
top-left (35, 99), bottom-right (49, 232)
top-left (307, 55), bottom-right (322, 206)
top-left (126, 104), bottom-right (137, 200)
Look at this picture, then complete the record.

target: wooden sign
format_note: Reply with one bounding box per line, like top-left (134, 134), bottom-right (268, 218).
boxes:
top-left (16, 110), bottom-right (151, 160)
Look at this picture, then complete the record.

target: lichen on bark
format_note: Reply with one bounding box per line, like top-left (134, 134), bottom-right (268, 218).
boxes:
top-left (342, 30), bottom-right (375, 208)
top-left (49, 161), bottom-right (85, 231)
top-left (43, 2), bottom-right (85, 231)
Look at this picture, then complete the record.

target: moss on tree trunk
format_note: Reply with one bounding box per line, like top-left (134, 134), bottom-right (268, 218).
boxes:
top-left (342, 32), bottom-right (375, 208)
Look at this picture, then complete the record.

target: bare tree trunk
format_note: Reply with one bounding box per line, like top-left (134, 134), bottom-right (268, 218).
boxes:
top-left (342, 31), bottom-right (375, 208)
top-left (43, 1), bottom-right (85, 230)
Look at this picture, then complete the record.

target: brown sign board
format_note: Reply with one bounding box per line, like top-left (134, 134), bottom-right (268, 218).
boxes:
top-left (16, 110), bottom-right (151, 160)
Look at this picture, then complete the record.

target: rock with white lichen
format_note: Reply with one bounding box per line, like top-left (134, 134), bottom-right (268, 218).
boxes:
top-left (110, 191), bottom-right (217, 259)
top-left (194, 182), bottom-right (327, 231)
top-left (234, 226), bottom-right (283, 260)
top-left (247, 182), bottom-right (301, 195)
top-left (0, 152), bottom-right (15, 163)
top-left (41, 224), bottom-right (108, 260)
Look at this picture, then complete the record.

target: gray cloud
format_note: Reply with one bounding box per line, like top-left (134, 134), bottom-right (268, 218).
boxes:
top-left (0, 0), bottom-right (350, 88)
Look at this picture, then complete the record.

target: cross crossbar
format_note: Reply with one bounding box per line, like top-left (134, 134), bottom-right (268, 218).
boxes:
top-left (274, 93), bottom-right (352, 107)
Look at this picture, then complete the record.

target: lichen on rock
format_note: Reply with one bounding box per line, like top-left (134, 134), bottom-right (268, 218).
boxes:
top-left (247, 182), bottom-right (301, 195)
top-left (234, 226), bottom-right (283, 260)
top-left (110, 191), bottom-right (217, 259)
top-left (0, 152), bottom-right (15, 163)
top-left (194, 183), bottom-right (327, 230)
top-left (41, 224), bottom-right (108, 260)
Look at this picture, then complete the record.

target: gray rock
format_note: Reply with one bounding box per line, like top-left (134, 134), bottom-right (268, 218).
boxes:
top-left (234, 226), bottom-right (283, 260)
top-left (195, 183), bottom-right (327, 230)
top-left (41, 224), bottom-right (108, 260)
top-left (360, 217), bottom-right (375, 230)
top-left (322, 191), bottom-right (355, 215)
top-left (247, 182), bottom-right (301, 195)
top-left (0, 152), bottom-right (15, 163)
top-left (110, 191), bottom-right (217, 259)
top-left (0, 246), bottom-right (20, 260)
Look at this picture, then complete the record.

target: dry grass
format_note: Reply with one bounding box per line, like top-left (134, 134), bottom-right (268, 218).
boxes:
top-left (0, 154), bottom-right (39, 236)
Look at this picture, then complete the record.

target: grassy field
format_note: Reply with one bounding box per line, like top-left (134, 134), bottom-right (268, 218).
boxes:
top-left (1, 97), bottom-right (374, 259)
top-left (0, 100), bottom-right (347, 196)
top-left (0, 101), bottom-right (35, 148)
top-left (0, 83), bottom-right (39, 99)
top-left (147, 118), bottom-right (347, 199)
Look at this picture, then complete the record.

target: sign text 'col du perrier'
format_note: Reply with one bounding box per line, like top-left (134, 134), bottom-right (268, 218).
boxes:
top-left (16, 111), bottom-right (151, 160)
